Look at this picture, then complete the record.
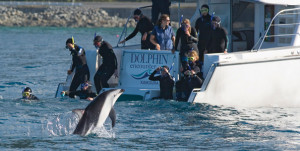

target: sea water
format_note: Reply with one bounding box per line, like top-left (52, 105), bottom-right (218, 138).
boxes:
top-left (0, 27), bottom-right (300, 150)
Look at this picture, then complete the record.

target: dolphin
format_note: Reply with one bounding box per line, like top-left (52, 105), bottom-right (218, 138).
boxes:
top-left (72, 89), bottom-right (124, 136)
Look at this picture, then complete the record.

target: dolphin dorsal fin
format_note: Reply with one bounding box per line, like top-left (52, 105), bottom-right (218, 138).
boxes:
top-left (109, 108), bottom-right (116, 128)
top-left (72, 109), bottom-right (85, 119)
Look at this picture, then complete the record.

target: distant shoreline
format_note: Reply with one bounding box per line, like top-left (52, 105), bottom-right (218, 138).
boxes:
top-left (0, 2), bottom-right (196, 28)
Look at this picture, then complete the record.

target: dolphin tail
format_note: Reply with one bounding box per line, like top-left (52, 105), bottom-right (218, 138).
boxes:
top-left (109, 108), bottom-right (116, 128)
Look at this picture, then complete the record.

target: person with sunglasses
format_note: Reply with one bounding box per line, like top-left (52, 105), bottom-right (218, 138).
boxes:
top-left (93, 35), bottom-right (118, 94)
top-left (207, 16), bottom-right (228, 54)
top-left (150, 14), bottom-right (175, 53)
top-left (61, 81), bottom-right (96, 101)
top-left (65, 37), bottom-right (90, 92)
top-left (119, 9), bottom-right (155, 50)
top-left (22, 87), bottom-right (39, 101)
top-left (175, 50), bottom-right (203, 101)
top-left (195, 4), bottom-right (212, 63)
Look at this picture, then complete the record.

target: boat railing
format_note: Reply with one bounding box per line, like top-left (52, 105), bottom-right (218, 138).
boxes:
top-left (252, 7), bottom-right (300, 52)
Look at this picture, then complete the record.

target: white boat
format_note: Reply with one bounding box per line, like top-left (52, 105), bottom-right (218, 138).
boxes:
top-left (56, 0), bottom-right (300, 107)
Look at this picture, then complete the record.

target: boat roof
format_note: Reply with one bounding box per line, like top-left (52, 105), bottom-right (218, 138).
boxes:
top-left (241, 0), bottom-right (300, 5)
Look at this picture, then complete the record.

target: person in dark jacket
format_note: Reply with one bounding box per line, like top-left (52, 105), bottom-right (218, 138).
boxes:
top-left (207, 16), bottom-right (228, 53)
top-left (93, 35), bottom-right (118, 94)
top-left (176, 51), bottom-right (203, 101)
top-left (119, 9), bottom-right (155, 50)
top-left (61, 81), bottom-right (96, 101)
top-left (149, 65), bottom-right (174, 100)
top-left (151, 0), bottom-right (171, 24)
top-left (195, 4), bottom-right (212, 62)
top-left (175, 18), bottom-right (198, 67)
top-left (65, 38), bottom-right (90, 92)
top-left (22, 87), bottom-right (39, 100)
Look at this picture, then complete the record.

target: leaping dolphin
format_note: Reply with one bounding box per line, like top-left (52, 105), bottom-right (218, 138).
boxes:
top-left (72, 89), bottom-right (124, 136)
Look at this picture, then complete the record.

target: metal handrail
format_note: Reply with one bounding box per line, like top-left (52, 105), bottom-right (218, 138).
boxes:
top-left (252, 7), bottom-right (300, 52)
top-left (116, 5), bottom-right (152, 47)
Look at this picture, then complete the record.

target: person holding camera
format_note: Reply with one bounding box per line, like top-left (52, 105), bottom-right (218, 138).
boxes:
top-left (175, 18), bottom-right (198, 67)
top-left (149, 66), bottom-right (174, 100)
top-left (175, 50), bottom-right (203, 101)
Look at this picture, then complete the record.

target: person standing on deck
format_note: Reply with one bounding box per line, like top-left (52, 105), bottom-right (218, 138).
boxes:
top-left (150, 14), bottom-right (175, 53)
top-left (195, 4), bottom-right (212, 63)
top-left (65, 38), bottom-right (90, 92)
top-left (119, 9), bottom-right (155, 50)
top-left (206, 16), bottom-right (228, 54)
top-left (93, 35), bottom-right (118, 94)
top-left (151, 0), bottom-right (171, 25)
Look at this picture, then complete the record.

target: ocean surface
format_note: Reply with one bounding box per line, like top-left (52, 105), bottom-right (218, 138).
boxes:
top-left (1, 27), bottom-right (300, 150)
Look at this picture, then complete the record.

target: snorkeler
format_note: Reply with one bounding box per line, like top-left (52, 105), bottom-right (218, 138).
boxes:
top-left (22, 87), bottom-right (39, 100)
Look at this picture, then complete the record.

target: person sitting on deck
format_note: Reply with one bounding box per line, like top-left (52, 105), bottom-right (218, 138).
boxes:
top-left (22, 87), bottom-right (39, 101)
top-left (61, 81), bottom-right (97, 101)
top-left (176, 50), bottom-right (203, 101)
top-left (119, 9), bottom-right (155, 50)
top-left (149, 65), bottom-right (174, 100)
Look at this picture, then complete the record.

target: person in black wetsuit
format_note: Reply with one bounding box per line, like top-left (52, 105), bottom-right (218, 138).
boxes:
top-left (151, 0), bottom-right (171, 25)
top-left (195, 4), bottom-right (212, 62)
top-left (176, 50), bottom-right (203, 101)
top-left (207, 16), bottom-right (228, 54)
top-left (119, 9), bottom-right (155, 50)
top-left (65, 38), bottom-right (90, 92)
top-left (149, 66), bottom-right (174, 100)
top-left (61, 81), bottom-right (96, 101)
top-left (22, 87), bottom-right (39, 100)
top-left (175, 18), bottom-right (198, 67)
top-left (93, 35), bottom-right (118, 94)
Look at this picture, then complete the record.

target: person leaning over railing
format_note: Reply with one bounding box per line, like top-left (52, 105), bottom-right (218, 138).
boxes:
top-left (150, 14), bottom-right (175, 53)
top-left (119, 9), bottom-right (155, 50)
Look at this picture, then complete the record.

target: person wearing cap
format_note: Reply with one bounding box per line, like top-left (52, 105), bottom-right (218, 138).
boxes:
top-left (206, 16), bottom-right (228, 53)
top-left (149, 65), bottom-right (174, 100)
top-left (119, 9), bottom-right (155, 50)
top-left (93, 35), bottom-right (118, 94)
top-left (65, 38), bottom-right (90, 92)
top-left (195, 4), bottom-right (212, 63)
top-left (150, 14), bottom-right (175, 52)
top-left (22, 87), bottom-right (39, 100)
top-left (151, 0), bottom-right (171, 24)
top-left (61, 81), bottom-right (96, 101)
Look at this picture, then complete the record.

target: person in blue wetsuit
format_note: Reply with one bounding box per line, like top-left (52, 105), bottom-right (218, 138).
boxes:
top-left (93, 35), bottom-right (118, 94)
top-left (22, 87), bottom-right (39, 100)
top-left (65, 38), bottom-right (90, 92)
top-left (61, 81), bottom-right (96, 101)
top-left (119, 9), bottom-right (155, 50)
top-left (150, 14), bottom-right (175, 53)
top-left (149, 65), bottom-right (174, 100)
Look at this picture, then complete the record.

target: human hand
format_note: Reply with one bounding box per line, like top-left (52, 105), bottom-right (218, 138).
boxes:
top-left (86, 97), bottom-right (94, 101)
top-left (119, 39), bottom-right (126, 44)
top-left (67, 70), bottom-right (72, 75)
top-left (142, 33), bottom-right (147, 41)
top-left (155, 44), bottom-right (160, 50)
